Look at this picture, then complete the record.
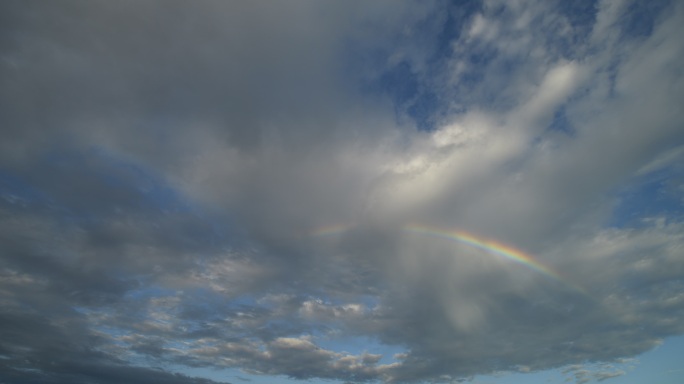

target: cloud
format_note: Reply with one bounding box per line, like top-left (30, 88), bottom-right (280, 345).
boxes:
top-left (1, 0), bottom-right (684, 383)
top-left (562, 361), bottom-right (634, 384)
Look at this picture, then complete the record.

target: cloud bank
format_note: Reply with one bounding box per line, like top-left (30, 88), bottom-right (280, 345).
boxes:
top-left (1, 1), bottom-right (684, 383)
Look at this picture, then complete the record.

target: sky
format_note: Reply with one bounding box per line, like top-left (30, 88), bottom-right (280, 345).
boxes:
top-left (1, 1), bottom-right (683, 384)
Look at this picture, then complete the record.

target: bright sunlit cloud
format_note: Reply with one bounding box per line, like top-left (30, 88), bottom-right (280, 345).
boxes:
top-left (1, 1), bottom-right (683, 384)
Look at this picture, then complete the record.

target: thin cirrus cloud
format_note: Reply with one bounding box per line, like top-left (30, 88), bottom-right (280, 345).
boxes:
top-left (1, 1), bottom-right (683, 384)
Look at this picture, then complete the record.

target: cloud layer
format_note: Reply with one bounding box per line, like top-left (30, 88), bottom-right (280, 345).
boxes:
top-left (2, 1), bottom-right (684, 383)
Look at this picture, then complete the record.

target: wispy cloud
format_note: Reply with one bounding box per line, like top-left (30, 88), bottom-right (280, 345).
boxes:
top-left (1, 0), bottom-right (684, 383)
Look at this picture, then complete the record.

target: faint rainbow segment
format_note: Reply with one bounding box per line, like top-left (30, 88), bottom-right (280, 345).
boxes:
top-left (303, 222), bottom-right (586, 295)
top-left (305, 223), bottom-right (356, 238)
top-left (403, 224), bottom-right (586, 293)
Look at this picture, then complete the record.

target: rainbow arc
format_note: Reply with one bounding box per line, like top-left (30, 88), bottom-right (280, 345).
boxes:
top-left (304, 222), bottom-right (586, 295)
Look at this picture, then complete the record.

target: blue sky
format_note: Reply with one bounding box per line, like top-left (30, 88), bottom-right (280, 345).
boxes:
top-left (1, 1), bottom-right (684, 384)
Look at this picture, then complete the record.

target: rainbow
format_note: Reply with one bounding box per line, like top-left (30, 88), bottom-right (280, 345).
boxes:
top-left (304, 222), bottom-right (585, 294)
top-left (403, 224), bottom-right (585, 294)
top-left (305, 223), bottom-right (355, 238)
top-left (403, 224), bottom-right (556, 277)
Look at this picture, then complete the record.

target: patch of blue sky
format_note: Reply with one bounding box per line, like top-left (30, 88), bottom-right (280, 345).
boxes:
top-left (470, 368), bottom-right (571, 384)
top-left (473, 334), bottom-right (684, 384)
top-left (214, 293), bottom-right (261, 311)
top-left (357, 294), bottom-right (381, 310)
top-left (556, 0), bottom-right (598, 37)
top-left (42, 147), bottom-right (192, 215)
top-left (620, 0), bottom-right (672, 40)
top-left (546, 105), bottom-right (575, 136)
top-left (0, 170), bottom-right (55, 209)
top-left (438, 1), bottom-right (482, 51)
top-left (349, 1), bottom-right (594, 131)
top-left (314, 334), bottom-right (406, 365)
top-left (303, 293), bottom-right (379, 309)
top-left (98, 327), bottom-right (131, 342)
top-left (607, 334), bottom-right (684, 384)
top-left (608, 165), bottom-right (684, 228)
top-left (177, 366), bottom-right (322, 384)
top-left (371, 60), bottom-right (442, 131)
top-left (126, 284), bottom-right (262, 317)
top-left (260, 318), bottom-right (320, 340)
top-left (14, 146), bottom-right (247, 251)
top-left (540, 1), bottom-right (598, 60)
top-left (397, 2), bottom-right (480, 130)
top-left (342, 3), bottom-right (479, 132)
top-left (124, 285), bottom-right (179, 301)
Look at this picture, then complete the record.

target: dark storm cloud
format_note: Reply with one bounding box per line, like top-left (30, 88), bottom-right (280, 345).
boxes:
top-left (2, 1), bottom-right (684, 383)
top-left (0, 291), bottom-right (230, 384)
top-left (3, 361), bottom-right (230, 384)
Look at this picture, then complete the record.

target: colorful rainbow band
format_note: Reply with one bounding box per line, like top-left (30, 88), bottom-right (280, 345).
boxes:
top-left (304, 222), bottom-right (586, 295)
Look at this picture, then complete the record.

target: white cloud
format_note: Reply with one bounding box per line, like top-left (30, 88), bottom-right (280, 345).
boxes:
top-left (1, 1), bottom-right (684, 383)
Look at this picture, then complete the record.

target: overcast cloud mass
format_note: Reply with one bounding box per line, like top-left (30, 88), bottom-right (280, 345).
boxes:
top-left (1, 1), bottom-right (684, 383)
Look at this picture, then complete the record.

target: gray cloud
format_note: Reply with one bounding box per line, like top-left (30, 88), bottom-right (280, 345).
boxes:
top-left (1, 0), bottom-right (684, 383)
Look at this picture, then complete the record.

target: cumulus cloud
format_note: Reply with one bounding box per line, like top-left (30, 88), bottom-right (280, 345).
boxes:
top-left (562, 360), bottom-right (636, 384)
top-left (1, 0), bottom-right (684, 383)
